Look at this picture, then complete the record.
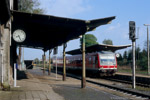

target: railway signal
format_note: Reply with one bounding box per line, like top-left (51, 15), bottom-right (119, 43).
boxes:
top-left (129, 21), bottom-right (136, 40)
top-left (129, 21), bottom-right (136, 89)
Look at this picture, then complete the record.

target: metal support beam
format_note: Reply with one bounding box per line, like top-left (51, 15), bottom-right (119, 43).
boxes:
top-left (81, 35), bottom-right (86, 88)
top-left (18, 47), bottom-right (21, 70)
top-left (147, 26), bottom-right (150, 75)
top-left (48, 50), bottom-right (52, 75)
top-left (63, 43), bottom-right (67, 81)
top-left (43, 51), bottom-right (46, 74)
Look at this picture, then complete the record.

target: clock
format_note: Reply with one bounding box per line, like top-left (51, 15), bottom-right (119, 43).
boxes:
top-left (13, 29), bottom-right (26, 42)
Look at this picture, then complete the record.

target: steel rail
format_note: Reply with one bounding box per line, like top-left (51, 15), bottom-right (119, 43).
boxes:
top-left (51, 70), bottom-right (150, 99)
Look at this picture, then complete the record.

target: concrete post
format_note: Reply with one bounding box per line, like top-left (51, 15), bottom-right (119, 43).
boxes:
top-left (144, 24), bottom-right (150, 75)
top-left (82, 35), bottom-right (86, 88)
top-left (3, 28), bottom-right (10, 84)
top-left (63, 43), bottom-right (67, 81)
top-left (132, 40), bottom-right (136, 89)
top-left (147, 26), bottom-right (150, 75)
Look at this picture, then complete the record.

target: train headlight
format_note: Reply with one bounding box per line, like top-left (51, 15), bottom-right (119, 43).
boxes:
top-left (116, 53), bottom-right (120, 58)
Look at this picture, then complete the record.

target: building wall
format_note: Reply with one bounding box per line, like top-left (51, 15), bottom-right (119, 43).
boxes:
top-left (0, 0), bottom-right (13, 88)
top-left (0, 22), bottom-right (3, 84)
top-left (0, 20), bottom-right (13, 86)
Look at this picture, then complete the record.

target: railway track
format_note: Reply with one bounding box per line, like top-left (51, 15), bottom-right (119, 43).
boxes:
top-left (51, 70), bottom-right (150, 99)
top-left (100, 75), bottom-right (150, 88)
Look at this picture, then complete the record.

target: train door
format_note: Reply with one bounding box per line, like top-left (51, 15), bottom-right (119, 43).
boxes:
top-left (92, 56), bottom-right (98, 68)
top-left (92, 56), bottom-right (95, 68)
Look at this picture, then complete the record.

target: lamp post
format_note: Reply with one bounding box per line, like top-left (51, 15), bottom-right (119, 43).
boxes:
top-left (144, 24), bottom-right (150, 75)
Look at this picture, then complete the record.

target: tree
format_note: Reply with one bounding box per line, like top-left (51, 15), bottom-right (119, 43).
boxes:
top-left (136, 46), bottom-right (141, 61)
top-left (18, 0), bottom-right (44, 14)
top-left (34, 58), bottom-right (39, 64)
top-left (123, 51), bottom-right (128, 59)
top-left (144, 40), bottom-right (150, 51)
top-left (80, 34), bottom-right (98, 47)
top-left (138, 49), bottom-right (147, 70)
top-left (127, 49), bottom-right (132, 61)
top-left (102, 39), bottom-right (113, 45)
top-left (122, 51), bottom-right (128, 65)
top-left (117, 53), bottom-right (123, 66)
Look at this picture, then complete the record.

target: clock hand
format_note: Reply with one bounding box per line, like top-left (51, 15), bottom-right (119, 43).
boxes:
top-left (18, 36), bottom-right (21, 41)
top-left (16, 35), bottom-right (21, 41)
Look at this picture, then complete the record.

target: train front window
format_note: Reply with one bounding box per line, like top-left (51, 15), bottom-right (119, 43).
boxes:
top-left (99, 54), bottom-right (116, 65)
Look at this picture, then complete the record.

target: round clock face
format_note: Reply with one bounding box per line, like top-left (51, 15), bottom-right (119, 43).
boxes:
top-left (13, 29), bottom-right (26, 42)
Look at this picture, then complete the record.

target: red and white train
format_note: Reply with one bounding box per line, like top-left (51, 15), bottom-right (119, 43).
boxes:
top-left (53, 51), bottom-right (117, 76)
top-left (52, 44), bottom-right (131, 76)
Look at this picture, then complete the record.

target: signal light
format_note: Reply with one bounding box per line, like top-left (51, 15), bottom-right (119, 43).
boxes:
top-left (129, 21), bottom-right (136, 40)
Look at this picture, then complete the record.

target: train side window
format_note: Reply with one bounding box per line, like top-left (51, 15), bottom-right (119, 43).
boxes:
top-left (93, 57), bottom-right (95, 64)
top-left (95, 56), bottom-right (98, 64)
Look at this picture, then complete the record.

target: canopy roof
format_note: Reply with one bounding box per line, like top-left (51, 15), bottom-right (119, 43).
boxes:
top-left (66, 44), bottom-right (131, 55)
top-left (12, 10), bottom-right (115, 51)
top-left (0, 0), bottom-right (11, 24)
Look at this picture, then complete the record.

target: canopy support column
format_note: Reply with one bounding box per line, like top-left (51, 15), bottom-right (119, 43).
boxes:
top-left (81, 35), bottom-right (86, 88)
top-left (48, 50), bottom-right (52, 75)
top-left (63, 43), bottom-right (67, 81)
top-left (43, 51), bottom-right (46, 74)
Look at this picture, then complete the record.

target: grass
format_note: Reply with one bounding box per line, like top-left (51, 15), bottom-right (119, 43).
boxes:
top-left (128, 85), bottom-right (150, 92)
top-left (117, 66), bottom-right (148, 76)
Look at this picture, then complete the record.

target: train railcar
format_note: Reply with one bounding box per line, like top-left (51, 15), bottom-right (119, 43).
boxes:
top-left (53, 51), bottom-right (117, 76)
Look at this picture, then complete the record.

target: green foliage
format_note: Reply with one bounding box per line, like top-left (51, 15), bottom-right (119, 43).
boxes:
top-left (102, 39), bottom-right (113, 45)
top-left (138, 49), bottom-right (148, 70)
top-left (34, 58), bottom-right (39, 64)
top-left (18, 0), bottom-right (44, 14)
top-left (127, 49), bottom-right (132, 61)
top-left (144, 40), bottom-right (150, 51)
top-left (138, 56), bottom-right (147, 70)
top-left (123, 51), bottom-right (127, 59)
top-left (80, 34), bottom-right (98, 47)
top-left (119, 46), bottom-right (148, 71)
top-left (117, 54), bottom-right (124, 66)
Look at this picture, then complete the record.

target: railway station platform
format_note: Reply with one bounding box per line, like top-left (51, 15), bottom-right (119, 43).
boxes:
top-left (0, 67), bottom-right (143, 100)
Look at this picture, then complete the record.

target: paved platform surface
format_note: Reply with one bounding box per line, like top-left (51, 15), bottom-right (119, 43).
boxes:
top-left (0, 67), bottom-right (141, 100)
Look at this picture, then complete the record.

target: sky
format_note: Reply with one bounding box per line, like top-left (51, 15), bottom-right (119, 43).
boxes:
top-left (24, 0), bottom-right (150, 60)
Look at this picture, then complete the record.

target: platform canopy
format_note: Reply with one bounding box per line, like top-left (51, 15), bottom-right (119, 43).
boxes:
top-left (66, 44), bottom-right (131, 55)
top-left (0, 0), bottom-right (11, 25)
top-left (11, 10), bottom-right (115, 51)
